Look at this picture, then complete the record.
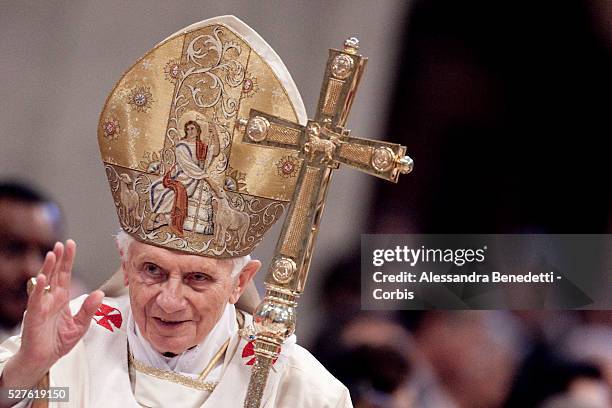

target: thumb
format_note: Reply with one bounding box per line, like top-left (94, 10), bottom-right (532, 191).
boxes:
top-left (73, 290), bottom-right (105, 329)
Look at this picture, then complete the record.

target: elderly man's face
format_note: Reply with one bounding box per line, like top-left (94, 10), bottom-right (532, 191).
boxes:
top-left (123, 240), bottom-right (258, 354)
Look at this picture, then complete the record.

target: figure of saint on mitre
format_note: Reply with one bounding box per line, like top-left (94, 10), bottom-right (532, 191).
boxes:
top-left (147, 112), bottom-right (223, 236)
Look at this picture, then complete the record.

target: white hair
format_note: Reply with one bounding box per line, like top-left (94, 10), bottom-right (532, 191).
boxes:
top-left (115, 229), bottom-right (250, 278)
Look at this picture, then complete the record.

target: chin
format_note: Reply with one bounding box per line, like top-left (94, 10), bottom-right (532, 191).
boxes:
top-left (151, 337), bottom-right (191, 354)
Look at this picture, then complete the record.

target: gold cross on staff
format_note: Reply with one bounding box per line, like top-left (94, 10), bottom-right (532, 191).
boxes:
top-left (240, 37), bottom-right (413, 408)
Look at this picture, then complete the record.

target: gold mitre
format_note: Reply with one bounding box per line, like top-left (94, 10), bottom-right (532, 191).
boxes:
top-left (98, 15), bottom-right (307, 257)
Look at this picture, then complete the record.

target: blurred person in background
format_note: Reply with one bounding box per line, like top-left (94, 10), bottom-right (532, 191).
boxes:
top-left (539, 392), bottom-right (609, 408)
top-left (324, 314), bottom-right (415, 408)
top-left (503, 311), bottom-right (612, 407)
top-left (535, 362), bottom-right (609, 408)
top-left (312, 257), bottom-right (418, 407)
top-left (406, 311), bottom-right (523, 408)
top-left (507, 356), bottom-right (609, 407)
top-left (329, 344), bottom-right (412, 408)
top-left (0, 181), bottom-right (63, 340)
top-left (561, 324), bottom-right (612, 391)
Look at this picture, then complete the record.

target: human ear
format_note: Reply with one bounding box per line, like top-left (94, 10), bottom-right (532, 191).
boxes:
top-left (229, 260), bottom-right (261, 304)
top-left (120, 250), bottom-right (131, 287)
top-left (122, 262), bottom-right (129, 286)
top-left (115, 240), bottom-right (130, 286)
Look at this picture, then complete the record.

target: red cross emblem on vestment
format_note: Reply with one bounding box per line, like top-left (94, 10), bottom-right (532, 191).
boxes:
top-left (93, 304), bottom-right (123, 332)
top-left (242, 340), bottom-right (280, 366)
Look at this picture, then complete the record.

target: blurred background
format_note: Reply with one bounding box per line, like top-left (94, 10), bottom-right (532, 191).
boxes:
top-left (1, 1), bottom-right (610, 407)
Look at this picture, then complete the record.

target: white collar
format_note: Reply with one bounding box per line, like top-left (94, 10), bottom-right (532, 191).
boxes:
top-left (127, 303), bottom-right (237, 379)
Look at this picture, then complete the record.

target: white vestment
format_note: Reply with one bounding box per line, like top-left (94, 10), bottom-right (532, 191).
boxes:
top-left (0, 294), bottom-right (352, 408)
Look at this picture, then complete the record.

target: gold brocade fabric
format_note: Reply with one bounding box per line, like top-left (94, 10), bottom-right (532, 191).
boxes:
top-left (129, 353), bottom-right (219, 392)
top-left (98, 16), bottom-right (304, 257)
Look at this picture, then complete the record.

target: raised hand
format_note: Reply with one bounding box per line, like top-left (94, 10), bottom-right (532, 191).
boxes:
top-left (0, 240), bottom-right (104, 389)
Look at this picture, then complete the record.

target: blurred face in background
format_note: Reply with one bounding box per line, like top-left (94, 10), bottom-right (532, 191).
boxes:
top-left (0, 199), bottom-right (58, 328)
top-left (415, 311), bottom-right (519, 408)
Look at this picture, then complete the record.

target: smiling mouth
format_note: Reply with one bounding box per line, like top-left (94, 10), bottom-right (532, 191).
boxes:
top-left (153, 317), bottom-right (190, 328)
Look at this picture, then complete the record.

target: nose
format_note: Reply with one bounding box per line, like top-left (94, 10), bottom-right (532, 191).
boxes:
top-left (156, 276), bottom-right (188, 314)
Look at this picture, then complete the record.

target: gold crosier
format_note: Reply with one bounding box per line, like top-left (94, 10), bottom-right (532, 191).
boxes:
top-left (241, 37), bottom-right (413, 408)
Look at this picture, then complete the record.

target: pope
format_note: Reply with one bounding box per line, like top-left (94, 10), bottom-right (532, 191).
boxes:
top-left (0, 15), bottom-right (352, 408)
top-left (0, 235), bottom-right (350, 407)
